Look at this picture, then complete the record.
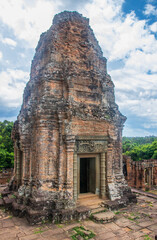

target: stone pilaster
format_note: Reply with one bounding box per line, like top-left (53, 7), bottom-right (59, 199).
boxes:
top-left (100, 152), bottom-right (106, 198)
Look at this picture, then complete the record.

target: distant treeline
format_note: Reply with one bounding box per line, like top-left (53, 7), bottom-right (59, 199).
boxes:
top-left (0, 120), bottom-right (14, 169)
top-left (123, 136), bottom-right (157, 161)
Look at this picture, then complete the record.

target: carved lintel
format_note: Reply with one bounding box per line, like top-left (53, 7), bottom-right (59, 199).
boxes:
top-left (76, 140), bottom-right (107, 153)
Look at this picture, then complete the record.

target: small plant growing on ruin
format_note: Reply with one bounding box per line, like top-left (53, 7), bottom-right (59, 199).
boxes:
top-left (71, 226), bottom-right (95, 240)
top-left (34, 227), bottom-right (45, 234)
top-left (146, 201), bottom-right (153, 207)
top-left (144, 235), bottom-right (153, 240)
top-left (114, 210), bottom-right (121, 215)
top-left (11, 194), bottom-right (16, 199)
top-left (126, 212), bottom-right (140, 223)
top-left (57, 224), bottom-right (63, 228)
top-left (34, 230), bottom-right (44, 234)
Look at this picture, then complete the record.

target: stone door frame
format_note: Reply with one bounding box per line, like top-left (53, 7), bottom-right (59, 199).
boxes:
top-left (73, 136), bottom-right (108, 201)
top-left (77, 153), bottom-right (100, 196)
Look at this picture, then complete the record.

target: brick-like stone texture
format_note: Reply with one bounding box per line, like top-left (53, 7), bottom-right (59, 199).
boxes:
top-left (11, 11), bottom-right (134, 223)
top-left (123, 156), bottom-right (157, 190)
top-left (0, 169), bottom-right (13, 184)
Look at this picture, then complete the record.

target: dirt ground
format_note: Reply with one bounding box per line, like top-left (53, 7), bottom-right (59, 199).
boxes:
top-left (0, 194), bottom-right (157, 240)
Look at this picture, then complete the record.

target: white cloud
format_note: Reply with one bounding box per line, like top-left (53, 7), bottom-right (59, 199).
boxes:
top-left (0, 0), bottom-right (62, 48)
top-left (0, 52), bottom-right (3, 60)
top-left (0, 0), bottom-right (156, 136)
top-left (81, 1), bottom-right (157, 61)
top-left (80, 0), bottom-right (156, 135)
top-left (123, 125), bottom-right (153, 137)
top-left (0, 69), bottom-right (29, 108)
top-left (150, 22), bottom-right (157, 32)
top-left (0, 34), bottom-right (17, 48)
top-left (143, 3), bottom-right (157, 16)
top-left (2, 38), bottom-right (17, 47)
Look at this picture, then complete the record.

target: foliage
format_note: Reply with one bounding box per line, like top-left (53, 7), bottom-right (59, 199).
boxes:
top-left (71, 226), bottom-right (95, 240)
top-left (144, 235), bottom-right (153, 240)
top-left (123, 136), bottom-right (157, 145)
top-left (123, 136), bottom-right (157, 161)
top-left (0, 120), bottom-right (14, 169)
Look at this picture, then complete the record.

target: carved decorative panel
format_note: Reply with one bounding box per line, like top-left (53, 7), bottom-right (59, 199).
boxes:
top-left (76, 140), bottom-right (107, 153)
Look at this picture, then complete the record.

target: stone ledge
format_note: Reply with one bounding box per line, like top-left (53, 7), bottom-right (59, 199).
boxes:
top-left (92, 211), bottom-right (115, 223)
top-left (103, 195), bottom-right (137, 211)
top-left (3, 197), bottom-right (15, 208)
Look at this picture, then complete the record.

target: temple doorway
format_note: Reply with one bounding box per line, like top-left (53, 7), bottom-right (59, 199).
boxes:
top-left (77, 154), bottom-right (100, 196)
top-left (80, 157), bottom-right (96, 193)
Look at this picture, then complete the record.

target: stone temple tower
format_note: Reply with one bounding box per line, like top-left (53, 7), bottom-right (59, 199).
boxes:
top-left (11, 11), bottom-right (136, 223)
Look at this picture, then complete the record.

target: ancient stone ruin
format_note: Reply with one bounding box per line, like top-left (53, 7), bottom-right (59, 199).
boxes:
top-left (123, 155), bottom-right (157, 190)
top-left (11, 11), bottom-right (136, 223)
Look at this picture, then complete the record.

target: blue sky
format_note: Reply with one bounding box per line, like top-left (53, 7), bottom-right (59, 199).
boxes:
top-left (0, 0), bottom-right (157, 137)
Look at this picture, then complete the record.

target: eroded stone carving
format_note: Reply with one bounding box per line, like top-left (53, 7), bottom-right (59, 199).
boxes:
top-left (76, 140), bottom-right (107, 153)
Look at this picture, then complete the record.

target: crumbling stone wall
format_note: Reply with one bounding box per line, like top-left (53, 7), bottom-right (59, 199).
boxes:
top-left (123, 155), bottom-right (157, 190)
top-left (0, 169), bottom-right (13, 185)
top-left (11, 11), bottom-right (135, 223)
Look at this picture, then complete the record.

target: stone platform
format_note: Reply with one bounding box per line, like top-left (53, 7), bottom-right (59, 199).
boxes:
top-left (0, 193), bottom-right (157, 239)
top-left (92, 211), bottom-right (116, 223)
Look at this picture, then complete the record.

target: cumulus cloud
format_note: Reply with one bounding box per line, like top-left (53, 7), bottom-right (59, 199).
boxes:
top-left (0, 0), bottom-right (157, 136)
top-left (150, 22), bottom-right (157, 32)
top-left (79, 0), bottom-right (157, 135)
top-left (0, 69), bottom-right (29, 108)
top-left (143, 3), bottom-right (157, 16)
top-left (0, 52), bottom-right (3, 60)
top-left (0, 0), bottom-right (62, 48)
top-left (2, 38), bottom-right (17, 47)
top-left (0, 34), bottom-right (17, 48)
top-left (123, 125), bottom-right (154, 137)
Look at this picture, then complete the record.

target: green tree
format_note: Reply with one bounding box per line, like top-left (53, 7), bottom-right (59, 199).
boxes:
top-left (152, 150), bottom-right (157, 159)
top-left (123, 137), bottom-right (157, 161)
top-left (0, 120), bottom-right (14, 169)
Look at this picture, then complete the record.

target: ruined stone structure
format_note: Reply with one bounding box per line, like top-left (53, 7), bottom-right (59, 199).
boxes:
top-left (0, 169), bottom-right (13, 185)
top-left (11, 11), bottom-right (135, 223)
top-left (123, 155), bottom-right (157, 190)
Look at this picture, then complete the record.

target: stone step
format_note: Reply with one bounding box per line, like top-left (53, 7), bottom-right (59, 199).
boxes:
top-left (87, 204), bottom-right (103, 210)
top-left (92, 211), bottom-right (115, 223)
top-left (77, 199), bottom-right (103, 207)
top-left (78, 193), bottom-right (100, 200)
top-left (91, 207), bottom-right (106, 214)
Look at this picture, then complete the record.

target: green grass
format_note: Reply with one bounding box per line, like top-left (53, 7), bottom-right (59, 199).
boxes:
top-left (146, 201), bottom-right (153, 207)
top-left (71, 226), bottom-right (95, 240)
top-left (34, 230), bottom-right (44, 234)
top-left (144, 234), bottom-right (153, 240)
top-left (57, 224), bottom-right (63, 228)
top-left (126, 212), bottom-right (140, 223)
top-left (11, 194), bottom-right (16, 199)
top-left (34, 227), bottom-right (45, 234)
top-left (114, 210), bottom-right (121, 215)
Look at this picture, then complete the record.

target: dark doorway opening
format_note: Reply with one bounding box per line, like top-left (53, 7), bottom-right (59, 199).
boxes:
top-left (80, 158), bottom-right (96, 193)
